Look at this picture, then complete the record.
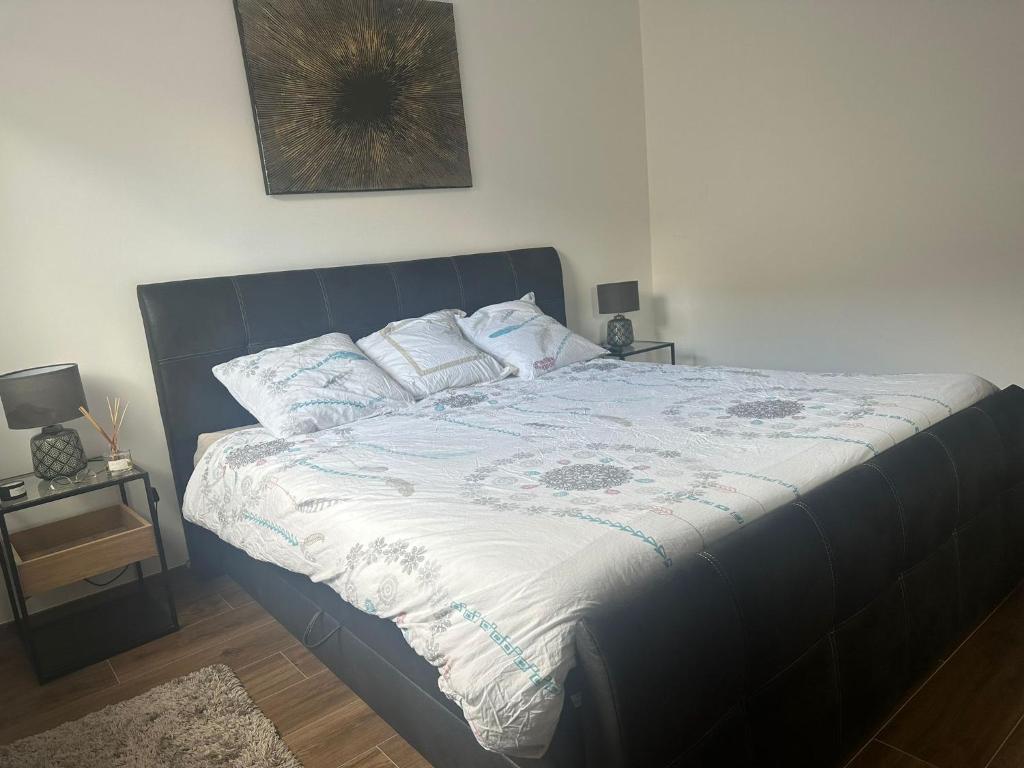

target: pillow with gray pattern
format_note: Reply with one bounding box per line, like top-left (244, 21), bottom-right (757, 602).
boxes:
top-left (213, 333), bottom-right (413, 438)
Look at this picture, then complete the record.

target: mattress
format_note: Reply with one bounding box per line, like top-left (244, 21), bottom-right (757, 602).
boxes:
top-left (194, 426), bottom-right (258, 466)
top-left (183, 360), bottom-right (994, 757)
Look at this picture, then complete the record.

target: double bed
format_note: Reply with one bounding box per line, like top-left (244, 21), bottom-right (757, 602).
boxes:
top-left (138, 247), bottom-right (1024, 767)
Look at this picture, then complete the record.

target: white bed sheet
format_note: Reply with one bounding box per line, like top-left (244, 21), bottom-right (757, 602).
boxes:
top-left (184, 360), bottom-right (994, 756)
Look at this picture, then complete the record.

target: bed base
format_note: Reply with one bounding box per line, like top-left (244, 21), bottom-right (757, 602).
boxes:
top-left (138, 248), bottom-right (1023, 767)
top-left (184, 384), bottom-right (1024, 768)
top-left (576, 384), bottom-right (1024, 768)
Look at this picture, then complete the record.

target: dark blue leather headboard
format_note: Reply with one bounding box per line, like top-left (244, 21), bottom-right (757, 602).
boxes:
top-left (138, 247), bottom-right (565, 503)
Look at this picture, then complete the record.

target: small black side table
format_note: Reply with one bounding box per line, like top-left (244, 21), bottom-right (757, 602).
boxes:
top-left (601, 340), bottom-right (676, 365)
top-left (0, 459), bottom-right (178, 682)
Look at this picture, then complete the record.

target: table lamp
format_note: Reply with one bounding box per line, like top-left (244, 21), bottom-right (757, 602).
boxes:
top-left (597, 280), bottom-right (639, 349)
top-left (0, 363), bottom-right (89, 480)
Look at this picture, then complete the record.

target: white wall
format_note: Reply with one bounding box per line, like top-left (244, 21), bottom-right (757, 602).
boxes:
top-left (0, 0), bottom-right (652, 621)
top-left (640, 1), bottom-right (1024, 385)
top-left (8, 0), bottom-right (1021, 629)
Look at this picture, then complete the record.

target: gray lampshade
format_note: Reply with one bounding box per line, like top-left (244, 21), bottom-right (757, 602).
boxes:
top-left (597, 280), bottom-right (640, 315)
top-left (0, 363), bottom-right (88, 429)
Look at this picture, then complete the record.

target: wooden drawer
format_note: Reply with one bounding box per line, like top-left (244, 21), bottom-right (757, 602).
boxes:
top-left (10, 504), bottom-right (157, 597)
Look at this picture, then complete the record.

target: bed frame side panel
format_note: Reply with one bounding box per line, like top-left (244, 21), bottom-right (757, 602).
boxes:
top-left (577, 384), bottom-right (1024, 768)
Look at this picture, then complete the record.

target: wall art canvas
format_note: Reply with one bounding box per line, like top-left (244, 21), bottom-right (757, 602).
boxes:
top-left (234, 0), bottom-right (472, 195)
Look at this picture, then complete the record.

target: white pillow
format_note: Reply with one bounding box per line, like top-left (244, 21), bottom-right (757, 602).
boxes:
top-left (212, 333), bottom-right (413, 438)
top-left (357, 309), bottom-right (512, 399)
top-left (456, 293), bottom-right (606, 379)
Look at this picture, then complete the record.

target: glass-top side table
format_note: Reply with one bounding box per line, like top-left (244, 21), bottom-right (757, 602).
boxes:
top-left (2, 459), bottom-right (148, 513)
top-left (0, 458), bottom-right (179, 682)
top-left (601, 340), bottom-right (676, 364)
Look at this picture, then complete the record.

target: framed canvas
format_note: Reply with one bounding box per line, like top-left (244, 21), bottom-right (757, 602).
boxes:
top-left (234, 0), bottom-right (473, 195)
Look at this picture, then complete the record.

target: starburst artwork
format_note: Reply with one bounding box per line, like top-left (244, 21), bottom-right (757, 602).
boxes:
top-left (234, 0), bottom-right (472, 194)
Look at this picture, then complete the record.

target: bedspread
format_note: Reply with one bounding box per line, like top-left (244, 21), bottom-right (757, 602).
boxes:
top-left (184, 360), bottom-right (994, 756)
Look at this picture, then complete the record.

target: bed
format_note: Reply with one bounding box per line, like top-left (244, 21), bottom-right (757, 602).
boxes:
top-left (138, 247), bottom-right (1024, 767)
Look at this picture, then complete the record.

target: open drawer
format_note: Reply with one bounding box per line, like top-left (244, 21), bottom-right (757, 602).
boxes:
top-left (10, 504), bottom-right (157, 597)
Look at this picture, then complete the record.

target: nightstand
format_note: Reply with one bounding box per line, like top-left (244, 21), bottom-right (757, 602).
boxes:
top-left (0, 459), bottom-right (178, 682)
top-left (601, 340), bottom-right (676, 365)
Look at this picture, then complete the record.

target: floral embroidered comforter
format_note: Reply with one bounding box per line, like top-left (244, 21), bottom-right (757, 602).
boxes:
top-left (184, 360), bottom-right (994, 756)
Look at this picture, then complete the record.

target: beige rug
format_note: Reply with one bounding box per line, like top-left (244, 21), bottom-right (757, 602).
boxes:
top-left (0, 665), bottom-right (301, 768)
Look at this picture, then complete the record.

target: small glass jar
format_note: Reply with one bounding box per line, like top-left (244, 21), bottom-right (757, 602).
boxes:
top-left (107, 449), bottom-right (133, 474)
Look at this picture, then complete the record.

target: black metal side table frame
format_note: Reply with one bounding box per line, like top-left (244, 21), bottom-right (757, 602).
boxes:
top-left (0, 460), bottom-right (179, 682)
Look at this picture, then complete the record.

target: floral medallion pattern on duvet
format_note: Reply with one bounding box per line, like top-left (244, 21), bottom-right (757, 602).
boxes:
top-left (212, 333), bottom-right (413, 438)
top-left (185, 359), bottom-right (995, 757)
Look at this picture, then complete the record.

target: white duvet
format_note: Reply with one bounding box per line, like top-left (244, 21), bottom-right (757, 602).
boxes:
top-left (184, 361), bottom-right (994, 756)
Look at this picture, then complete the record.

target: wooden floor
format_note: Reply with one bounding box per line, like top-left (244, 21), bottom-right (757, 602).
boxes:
top-left (0, 569), bottom-right (427, 768)
top-left (845, 582), bottom-right (1024, 768)
top-left (1, 571), bottom-right (1022, 768)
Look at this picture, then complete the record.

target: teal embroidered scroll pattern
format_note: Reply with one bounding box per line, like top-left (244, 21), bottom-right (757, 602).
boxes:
top-left (561, 511), bottom-right (673, 566)
top-left (661, 491), bottom-right (744, 524)
top-left (707, 468), bottom-right (801, 498)
top-left (872, 392), bottom-right (953, 416)
top-left (509, 404), bottom-right (589, 417)
top-left (551, 329), bottom-right (572, 361)
top-left (450, 601), bottom-right (561, 696)
top-left (617, 378), bottom-right (718, 388)
top-left (510, 404), bottom-right (632, 427)
top-left (770, 433), bottom-right (879, 456)
top-left (361, 442), bottom-right (476, 460)
top-left (436, 415), bottom-right (524, 438)
top-left (277, 350), bottom-right (366, 385)
top-left (552, 394), bottom-right (649, 405)
top-left (873, 412), bottom-right (921, 432)
top-left (296, 458), bottom-right (414, 496)
top-left (531, 329), bottom-right (575, 375)
top-left (489, 314), bottom-right (541, 338)
top-left (242, 512), bottom-right (298, 546)
top-left (288, 395), bottom-right (385, 412)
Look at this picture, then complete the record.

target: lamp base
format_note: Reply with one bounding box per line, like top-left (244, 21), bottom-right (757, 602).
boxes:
top-left (30, 425), bottom-right (87, 480)
top-left (606, 315), bottom-right (635, 349)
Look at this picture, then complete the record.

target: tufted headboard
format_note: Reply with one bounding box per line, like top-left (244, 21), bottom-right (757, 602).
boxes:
top-left (138, 247), bottom-right (565, 504)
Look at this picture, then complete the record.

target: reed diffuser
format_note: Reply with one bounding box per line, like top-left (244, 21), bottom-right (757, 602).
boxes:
top-left (79, 397), bottom-right (133, 473)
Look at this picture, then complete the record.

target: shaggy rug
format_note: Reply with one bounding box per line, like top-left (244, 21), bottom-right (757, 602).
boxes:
top-left (0, 665), bottom-right (301, 768)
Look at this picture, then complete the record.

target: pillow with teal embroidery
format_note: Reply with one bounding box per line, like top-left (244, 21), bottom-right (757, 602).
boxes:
top-left (212, 333), bottom-right (413, 438)
top-left (457, 293), bottom-right (606, 379)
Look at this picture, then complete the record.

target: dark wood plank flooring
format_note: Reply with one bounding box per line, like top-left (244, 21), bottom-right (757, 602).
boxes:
top-left (848, 583), bottom-right (1024, 768)
top-left (0, 569), bottom-right (427, 768)
top-left (1, 570), bottom-right (1020, 768)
